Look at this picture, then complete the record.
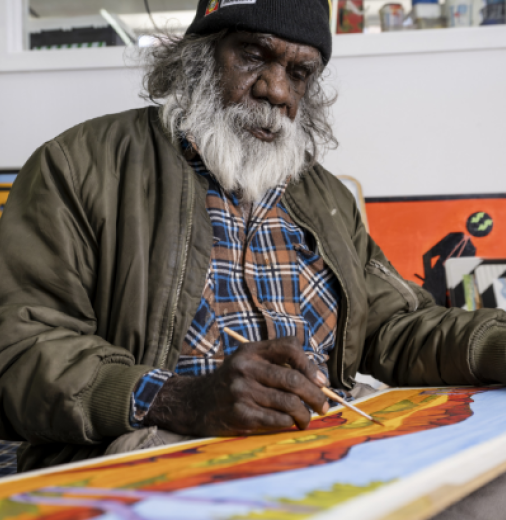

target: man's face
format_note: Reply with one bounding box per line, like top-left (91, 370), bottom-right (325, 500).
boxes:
top-left (163, 31), bottom-right (321, 202)
top-left (215, 32), bottom-right (321, 143)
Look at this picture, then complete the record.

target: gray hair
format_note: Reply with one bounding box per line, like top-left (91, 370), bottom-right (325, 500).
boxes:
top-left (142, 31), bottom-right (338, 164)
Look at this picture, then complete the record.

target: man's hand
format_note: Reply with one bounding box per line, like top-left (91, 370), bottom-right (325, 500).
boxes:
top-left (144, 337), bottom-right (330, 436)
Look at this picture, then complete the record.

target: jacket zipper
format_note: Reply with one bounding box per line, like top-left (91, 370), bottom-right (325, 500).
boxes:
top-left (158, 172), bottom-right (195, 369)
top-left (283, 199), bottom-right (350, 388)
top-left (367, 259), bottom-right (419, 312)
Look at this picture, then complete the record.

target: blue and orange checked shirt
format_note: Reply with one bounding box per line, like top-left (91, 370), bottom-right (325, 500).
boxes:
top-left (130, 145), bottom-right (341, 427)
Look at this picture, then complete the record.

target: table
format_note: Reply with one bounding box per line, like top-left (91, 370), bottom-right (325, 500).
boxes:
top-left (432, 471), bottom-right (506, 520)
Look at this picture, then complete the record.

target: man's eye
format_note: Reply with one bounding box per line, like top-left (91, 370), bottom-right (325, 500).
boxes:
top-left (244, 52), bottom-right (263, 63)
top-left (290, 69), bottom-right (309, 81)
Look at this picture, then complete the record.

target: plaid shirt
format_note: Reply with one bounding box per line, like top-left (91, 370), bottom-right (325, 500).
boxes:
top-left (130, 369), bottom-right (172, 427)
top-left (130, 146), bottom-right (340, 427)
top-left (0, 440), bottom-right (21, 477)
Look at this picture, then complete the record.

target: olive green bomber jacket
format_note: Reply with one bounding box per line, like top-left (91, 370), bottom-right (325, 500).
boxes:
top-left (1, 107), bottom-right (505, 471)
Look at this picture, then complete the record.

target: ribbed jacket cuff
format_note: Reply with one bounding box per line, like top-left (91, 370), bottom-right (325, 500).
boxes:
top-left (471, 325), bottom-right (506, 384)
top-left (81, 363), bottom-right (154, 438)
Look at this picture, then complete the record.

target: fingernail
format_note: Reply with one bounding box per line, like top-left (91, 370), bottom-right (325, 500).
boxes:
top-left (316, 371), bottom-right (329, 387)
top-left (319, 402), bottom-right (330, 416)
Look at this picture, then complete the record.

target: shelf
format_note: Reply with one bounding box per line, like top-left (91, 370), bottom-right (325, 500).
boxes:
top-left (0, 45), bottom-right (130, 73)
top-left (1, 24), bottom-right (505, 73)
top-left (331, 24), bottom-right (506, 59)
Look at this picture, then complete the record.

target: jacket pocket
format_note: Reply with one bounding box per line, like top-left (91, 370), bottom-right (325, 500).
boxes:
top-left (366, 260), bottom-right (419, 312)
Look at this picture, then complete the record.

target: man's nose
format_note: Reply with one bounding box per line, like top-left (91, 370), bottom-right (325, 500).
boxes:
top-left (251, 65), bottom-right (293, 118)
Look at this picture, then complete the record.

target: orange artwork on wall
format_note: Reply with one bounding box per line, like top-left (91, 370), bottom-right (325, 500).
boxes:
top-left (366, 195), bottom-right (506, 305)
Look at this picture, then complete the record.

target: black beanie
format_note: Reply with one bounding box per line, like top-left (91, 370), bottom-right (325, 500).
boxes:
top-left (186, 0), bottom-right (332, 65)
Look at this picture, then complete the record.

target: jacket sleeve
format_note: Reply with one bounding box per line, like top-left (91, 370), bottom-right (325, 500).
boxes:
top-left (0, 141), bottom-right (151, 445)
top-left (353, 201), bottom-right (506, 386)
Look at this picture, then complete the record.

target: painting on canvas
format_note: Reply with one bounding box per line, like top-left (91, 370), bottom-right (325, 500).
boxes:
top-left (3, 387), bottom-right (506, 520)
top-left (0, 172), bottom-right (17, 218)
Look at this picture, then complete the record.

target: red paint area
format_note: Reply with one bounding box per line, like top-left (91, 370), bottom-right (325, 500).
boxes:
top-left (146, 389), bottom-right (483, 492)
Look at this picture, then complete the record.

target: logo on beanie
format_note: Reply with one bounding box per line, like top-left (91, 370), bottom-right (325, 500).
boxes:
top-left (205, 0), bottom-right (220, 15)
top-left (221, 0), bottom-right (257, 6)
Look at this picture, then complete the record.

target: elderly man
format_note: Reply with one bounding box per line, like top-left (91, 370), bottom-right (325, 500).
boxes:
top-left (1, 0), bottom-right (505, 472)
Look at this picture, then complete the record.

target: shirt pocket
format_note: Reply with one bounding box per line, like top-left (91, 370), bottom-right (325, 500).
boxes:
top-left (365, 259), bottom-right (419, 312)
top-left (180, 270), bottom-right (223, 360)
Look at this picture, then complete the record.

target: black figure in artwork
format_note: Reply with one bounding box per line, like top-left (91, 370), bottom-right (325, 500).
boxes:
top-left (416, 233), bottom-right (476, 306)
top-left (415, 212), bottom-right (493, 306)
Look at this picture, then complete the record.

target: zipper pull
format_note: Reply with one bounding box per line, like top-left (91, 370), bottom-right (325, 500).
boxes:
top-left (371, 260), bottom-right (391, 275)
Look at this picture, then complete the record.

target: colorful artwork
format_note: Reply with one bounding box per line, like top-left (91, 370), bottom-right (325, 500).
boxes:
top-left (0, 185), bottom-right (12, 218)
top-left (335, 0), bottom-right (364, 33)
top-left (0, 173), bottom-right (16, 218)
top-left (3, 387), bottom-right (506, 519)
top-left (366, 195), bottom-right (506, 305)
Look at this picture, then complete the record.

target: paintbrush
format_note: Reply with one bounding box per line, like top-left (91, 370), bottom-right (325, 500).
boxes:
top-left (223, 327), bottom-right (384, 427)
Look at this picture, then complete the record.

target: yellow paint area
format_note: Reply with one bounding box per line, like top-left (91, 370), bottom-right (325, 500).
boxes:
top-left (231, 481), bottom-right (391, 520)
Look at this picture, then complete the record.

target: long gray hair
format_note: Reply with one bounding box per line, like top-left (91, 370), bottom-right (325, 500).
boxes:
top-left (142, 31), bottom-right (338, 164)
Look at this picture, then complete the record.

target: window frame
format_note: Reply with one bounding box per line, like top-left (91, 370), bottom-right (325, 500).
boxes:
top-left (0, 0), bottom-right (127, 72)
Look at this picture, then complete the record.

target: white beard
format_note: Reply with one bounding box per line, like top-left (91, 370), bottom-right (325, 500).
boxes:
top-left (163, 89), bottom-right (308, 203)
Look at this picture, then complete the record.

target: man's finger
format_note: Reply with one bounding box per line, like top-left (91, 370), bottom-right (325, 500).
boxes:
top-left (251, 382), bottom-right (312, 430)
top-left (256, 337), bottom-right (329, 388)
top-left (231, 402), bottom-right (295, 433)
top-left (250, 361), bottom-right (328, 416)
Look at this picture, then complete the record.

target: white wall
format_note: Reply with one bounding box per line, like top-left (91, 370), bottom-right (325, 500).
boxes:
top-left (0, 65), bottom-right (146, 166)
top-left (1, 27), bottom-right (506, 198)
top-left (323, 38), bottom-right (506, 197)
